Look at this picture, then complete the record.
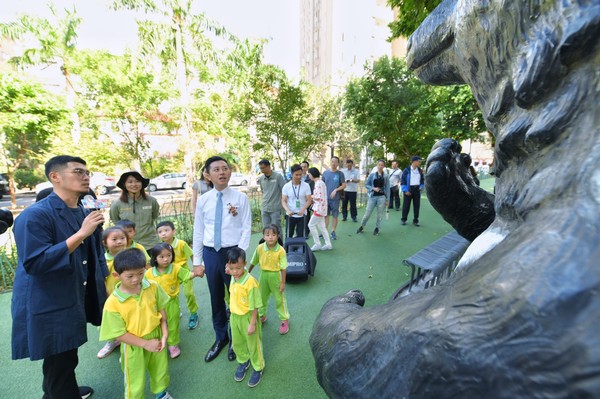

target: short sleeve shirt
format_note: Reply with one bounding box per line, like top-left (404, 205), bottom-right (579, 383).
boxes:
top-left (100, 279), bottom-right (170, 340)
top-left (389, 168), bottom-right (402, 186)
top-left (145, 263), bottom-right (191, 299)
top-left (342, 168), bottom-right (360, 192)
top-left (250, 242), bottom-right (288, 272)
top-left (171, 238), bottom-right (193, 269)
top-left (282, 181), bottom-right (311, 217)
top-left (258, 172), bottom-right (286, 212)
top-left (229, 272), bottom-right (262, 316)
top-left (322, 170), bottom-right (344, 200)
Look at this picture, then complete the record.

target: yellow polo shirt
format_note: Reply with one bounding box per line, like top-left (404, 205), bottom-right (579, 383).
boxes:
top-left (145, 263), bottom-right (191, 299)
top-left (100, 278), bottom-right (169, 340)
top-left (250, 243), bottom-right (288, 272)
top-left (170, 238), bottom-right (193, 270)
top-left (229, 271), bottom-right (262, 316)
top-left (104, 254), bottom-right (118, 294)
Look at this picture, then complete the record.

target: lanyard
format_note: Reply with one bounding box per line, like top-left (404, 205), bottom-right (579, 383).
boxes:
top-left (291, 184), bottom-right (300, 200)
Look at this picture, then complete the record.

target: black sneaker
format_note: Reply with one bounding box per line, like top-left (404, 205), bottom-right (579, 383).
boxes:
top-left (401, 221), bottom-right (407, 225)
top-left (356, 226), bottom-right (364, 234)
top-left (413, 222), bottom-right (420, 227)
top-left (373, 228), bottom-right (379, 236)
top-left (352, 218), bottom-right (358, 222)
top-left (79, 386), bottom-right (94, 399)
top-left (234, 360), bottom-right (250, 382)
top-left (248, 369), bottom-right (263, 387)
top-left (342, 218), bottom-right (347, 221)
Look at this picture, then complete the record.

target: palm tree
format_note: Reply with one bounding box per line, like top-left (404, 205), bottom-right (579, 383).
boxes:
top-left (111, 0), bottom-right (229, 179)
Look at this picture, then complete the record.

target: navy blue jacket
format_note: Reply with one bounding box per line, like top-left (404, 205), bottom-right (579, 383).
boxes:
top-left (11, 193), bottom-right (108, 360)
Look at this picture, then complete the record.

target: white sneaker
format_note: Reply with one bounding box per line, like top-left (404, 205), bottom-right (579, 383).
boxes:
top-left (311, 244), bottom-right (322, 251)
top-left (321, 244), bottom-right (333, 251)
top-left (97, 340), bottom-right (120, 359)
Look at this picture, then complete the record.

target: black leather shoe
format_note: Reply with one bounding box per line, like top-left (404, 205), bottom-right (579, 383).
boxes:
top-left (204, 339), bottom-right (229, 362)
top-left (228, 345), bottom-right (236, 361)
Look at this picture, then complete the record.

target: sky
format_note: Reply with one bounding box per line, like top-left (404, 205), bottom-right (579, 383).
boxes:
top-left (1, 0), bottom-right (300, 79)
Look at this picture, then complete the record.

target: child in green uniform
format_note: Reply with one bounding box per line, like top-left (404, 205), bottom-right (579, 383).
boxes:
top-left (226, 247), bottom-right (264, 388)
top-left (146, 243), bottom-right (200, 359)
top-left (98, 226), bottom-right (128, 359)
top-left (248, 224), bottom-right (290, 335)
top-left (116, 219), bottom-right (151, 267)
top-left (156, 221), bottom-right (200, 330)
top-left (99, 248), bottom-right (173, 399)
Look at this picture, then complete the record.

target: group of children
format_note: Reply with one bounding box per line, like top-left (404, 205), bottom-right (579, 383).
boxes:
top-left (97, 220), bottom-right (290, 398)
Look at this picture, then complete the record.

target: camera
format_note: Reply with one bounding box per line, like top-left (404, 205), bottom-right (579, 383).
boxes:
top-left (0, 209), bottom-right (14, 235)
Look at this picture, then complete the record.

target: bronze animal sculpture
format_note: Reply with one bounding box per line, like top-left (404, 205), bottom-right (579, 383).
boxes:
top-left (310, 0), bottom-right (600, 397)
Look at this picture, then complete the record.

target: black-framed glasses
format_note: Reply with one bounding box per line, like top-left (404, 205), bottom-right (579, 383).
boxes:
top-left (66, 168), bottom-right (91, 178)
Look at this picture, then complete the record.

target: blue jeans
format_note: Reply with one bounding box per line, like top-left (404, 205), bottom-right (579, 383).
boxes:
top-left (361, 195), bottom-right (386, 229)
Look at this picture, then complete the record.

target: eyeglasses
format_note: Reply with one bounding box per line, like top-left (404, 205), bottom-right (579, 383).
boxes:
top-left (66, 168), bottom-right (91, 178)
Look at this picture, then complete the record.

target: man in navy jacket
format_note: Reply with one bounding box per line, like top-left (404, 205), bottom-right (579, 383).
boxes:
top-left (401, 156), bottom-right (425, 226)
top-left (12, 155), bottom-right (108, 399)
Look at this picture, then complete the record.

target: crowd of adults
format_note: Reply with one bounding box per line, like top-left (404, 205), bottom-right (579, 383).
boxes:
top-left (256, 156), bottom-right (426, 242)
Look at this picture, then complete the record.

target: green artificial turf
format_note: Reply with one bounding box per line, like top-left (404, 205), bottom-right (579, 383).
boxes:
top-left (1, 183), bottom-right (496, 398)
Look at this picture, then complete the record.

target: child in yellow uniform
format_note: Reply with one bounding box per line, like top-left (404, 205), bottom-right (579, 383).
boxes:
top-left (99, 248), bottom-right (173, 399)
top-left (226, 247), bottom-right (264, 388)
top-left (146, 242), bottom-right (200, 359)
top-left (155, 221), bottom-right (199, 329)
top-left (116, 219), bottom-right (151, 267)
top-left (98, 226), bottom-right (128, 359)
top-left (248, 224), bottom-right (290, 334)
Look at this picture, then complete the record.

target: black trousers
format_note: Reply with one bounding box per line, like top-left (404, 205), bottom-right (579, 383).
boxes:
top-left (389, 186), bottom-right (401, 210)
top-left (341, 191), bottom-right (357, 220)
top-left (402, 186), bottom-right (421, 223)
top-left (287, 216), bottom-right (306, 238)
top-left (42, 348), bottom-right (80, 399)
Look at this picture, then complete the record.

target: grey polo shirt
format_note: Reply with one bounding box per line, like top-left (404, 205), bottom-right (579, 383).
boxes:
top-left (258, 172), bottom-right (286, 212)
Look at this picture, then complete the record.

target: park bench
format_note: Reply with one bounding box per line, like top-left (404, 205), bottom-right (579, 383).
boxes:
top-left (391, 230), bottom-right (470, 300)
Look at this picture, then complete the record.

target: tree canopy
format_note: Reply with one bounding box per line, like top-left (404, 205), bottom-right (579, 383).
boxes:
top-left (344, 56), bottom-right (483, 164)
top-left (0, 74), bottom-right (70, 204)
top-left (388, 0), bottom-right (443, 39)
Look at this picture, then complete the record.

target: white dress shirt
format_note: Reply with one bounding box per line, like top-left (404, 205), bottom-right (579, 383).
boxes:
top-left (410, 166), bottom-right (422, 186)
top-left (193, 186), bottom-right (251, 265)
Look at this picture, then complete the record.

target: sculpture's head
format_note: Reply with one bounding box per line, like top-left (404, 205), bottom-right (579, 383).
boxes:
top-left (407, 0), bottom-right (599, 176)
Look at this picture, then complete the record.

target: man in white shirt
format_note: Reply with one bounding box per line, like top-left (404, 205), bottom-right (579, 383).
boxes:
top-left (282, 164), bottom-right (312, 238)
top-left (341, 159), bottom-right (360, 222)
top-left (400, 156), bottom-right (425, 226)
top-left (193, 156), bottom-right (252, 363)
top-left (388, 160), bottom-right (402, 211)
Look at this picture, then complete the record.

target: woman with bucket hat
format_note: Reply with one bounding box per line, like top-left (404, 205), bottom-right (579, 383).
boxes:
top-left (109, 171), bottom-right (160, 251)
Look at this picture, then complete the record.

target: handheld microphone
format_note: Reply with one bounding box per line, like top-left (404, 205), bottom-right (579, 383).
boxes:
top-left (0, 209), bottom-right (13, 235)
